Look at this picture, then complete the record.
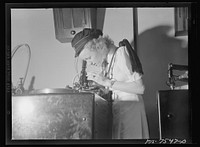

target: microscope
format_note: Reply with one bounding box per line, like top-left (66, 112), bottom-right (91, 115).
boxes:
top-left (75, 60), bottom-right (109, 97)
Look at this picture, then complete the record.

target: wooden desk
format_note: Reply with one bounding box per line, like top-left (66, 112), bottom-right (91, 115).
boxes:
top-left (12, 92), bottom-right (112, 139)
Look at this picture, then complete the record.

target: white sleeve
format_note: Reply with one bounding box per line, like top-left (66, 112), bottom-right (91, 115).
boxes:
top-left (115, 46), bottom-right (142, 82)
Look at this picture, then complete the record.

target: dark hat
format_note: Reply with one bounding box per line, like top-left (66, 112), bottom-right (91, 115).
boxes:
top-left (71, 28), bottom-right (103, 57)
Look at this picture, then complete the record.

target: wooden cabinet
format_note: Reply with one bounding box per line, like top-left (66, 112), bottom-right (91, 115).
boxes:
top-left (53, 8), bottom-right (97, 43)
top-left (157, 90), bottom-right (191, 141)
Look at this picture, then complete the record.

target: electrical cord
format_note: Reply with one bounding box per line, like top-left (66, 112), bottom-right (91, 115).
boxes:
top-left (12, 44), bottom-right (31, 89)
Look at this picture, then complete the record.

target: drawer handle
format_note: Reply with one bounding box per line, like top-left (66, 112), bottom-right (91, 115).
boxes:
top-left (71, 30), bottom-right (76, 35)
top-left (167, 113), bottom-right (174, 119)
top-left (82, 117), bottom-right (87, 121)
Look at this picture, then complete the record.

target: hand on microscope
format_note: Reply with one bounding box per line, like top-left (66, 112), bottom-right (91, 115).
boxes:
top-left (87, 72), bottom-right (111, 88)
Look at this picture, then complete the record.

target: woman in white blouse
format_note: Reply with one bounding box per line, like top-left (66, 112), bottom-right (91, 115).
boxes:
top-left (71, 28), bottom-right (149, 139)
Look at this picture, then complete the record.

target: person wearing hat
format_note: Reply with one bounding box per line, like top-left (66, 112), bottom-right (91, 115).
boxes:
top-left (71, 28), bottom-right (149, 139)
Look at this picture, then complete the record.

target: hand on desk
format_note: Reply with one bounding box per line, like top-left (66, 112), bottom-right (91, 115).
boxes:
top-left (87, 72), bottom-right (111, 88)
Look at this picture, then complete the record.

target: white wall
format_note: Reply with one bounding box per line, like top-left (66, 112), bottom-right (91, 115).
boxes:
top-left (137, 8), bottom-right (188, 48)
top-left (11, 8), bottom-right (133, 90)
top-left (137, 8), bottom-right (188, 138)
top-left (103, 8), bottom-right (133, 44)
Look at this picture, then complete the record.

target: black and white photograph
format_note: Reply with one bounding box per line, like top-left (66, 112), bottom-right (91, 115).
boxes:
top-left (5, 2), bottom-right (198, 145)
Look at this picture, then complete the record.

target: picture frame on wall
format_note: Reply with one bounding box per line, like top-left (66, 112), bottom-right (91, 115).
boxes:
top-left (174, 7), bottom-right (188, 37)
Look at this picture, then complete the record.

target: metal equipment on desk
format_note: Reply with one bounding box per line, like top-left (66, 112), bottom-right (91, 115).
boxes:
top-left (73, 60), bottom-right (111, 100)
top-left (166, 63), bottom-right (188, 90)
top-left (12, 44), bottom-right (32, 96)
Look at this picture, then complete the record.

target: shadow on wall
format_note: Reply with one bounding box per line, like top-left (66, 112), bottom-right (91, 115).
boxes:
top-left (132, 25), bottom-right (188, 139)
